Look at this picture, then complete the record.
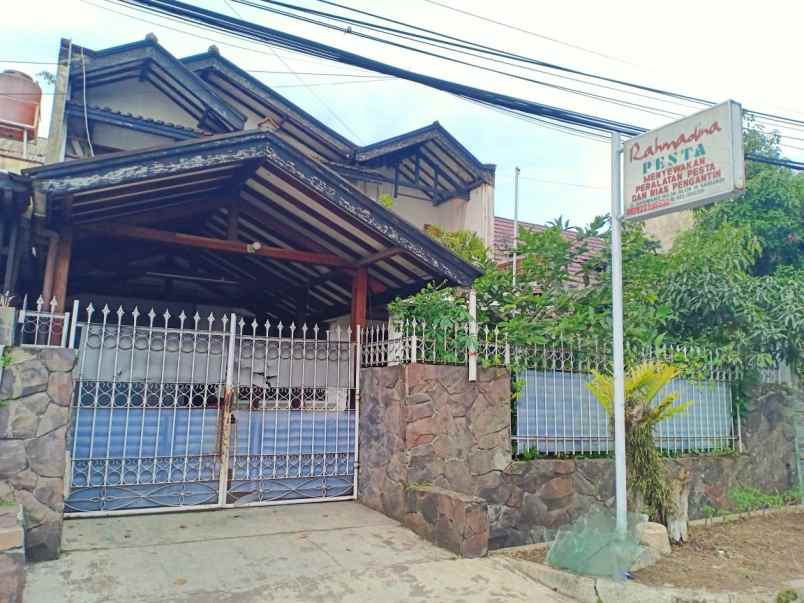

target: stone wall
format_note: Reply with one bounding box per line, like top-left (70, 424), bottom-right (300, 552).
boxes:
top-left (359, 364), bottom-right (801, 552)
top-left (0, 347), bottom-right (77, 561)
top-left (489, 386), bottom-right (800, 548)
top-left (0, 506), bottom-right (25, 602)
top-left (358, 364), bottom-right (509, 557)
top-left (402, 485), bottom-right (489, 558)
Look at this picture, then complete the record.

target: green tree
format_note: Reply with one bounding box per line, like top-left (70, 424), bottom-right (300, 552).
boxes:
top-left (697, 121), bottom-right (803, 275)
top-left (661, 124), bottom-right (804, 370)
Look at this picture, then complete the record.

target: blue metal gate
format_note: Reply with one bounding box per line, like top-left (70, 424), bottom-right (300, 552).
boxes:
top-left (65, 303), bottom-right (359, 515)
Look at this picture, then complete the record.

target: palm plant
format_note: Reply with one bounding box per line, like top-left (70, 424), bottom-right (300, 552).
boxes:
top-left (587, 362), bottom-right (692, 521)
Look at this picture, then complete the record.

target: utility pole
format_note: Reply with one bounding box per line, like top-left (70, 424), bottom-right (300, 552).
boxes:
top-left (512, 166), bottom-right (520, 287)
top-left (610, 132), bottom-right (628, 536)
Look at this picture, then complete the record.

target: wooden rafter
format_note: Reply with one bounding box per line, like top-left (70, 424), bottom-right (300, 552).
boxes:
top-left (77, 196), bottom-right (230, 228)
top-left (79, 222), bottom-right (351, 268)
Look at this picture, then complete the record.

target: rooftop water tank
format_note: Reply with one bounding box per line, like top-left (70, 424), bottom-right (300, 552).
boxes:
top-left (0, 70), bottom-right (41, 141)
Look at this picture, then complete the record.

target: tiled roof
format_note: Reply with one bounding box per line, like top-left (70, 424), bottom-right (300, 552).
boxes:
top-left (83, 104), bottom-right (203, 135)
top-left (494, 216), bottom-right (606, 287)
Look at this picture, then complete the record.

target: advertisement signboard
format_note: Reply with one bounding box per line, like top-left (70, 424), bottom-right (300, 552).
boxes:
top-left (622, 100), bottom-right (744, 220)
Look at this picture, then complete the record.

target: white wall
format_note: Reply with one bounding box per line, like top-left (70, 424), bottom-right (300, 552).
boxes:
top-left (82, 80), bottom-right (198, 129)
top-left (349, 177), bottom-right (495, 248)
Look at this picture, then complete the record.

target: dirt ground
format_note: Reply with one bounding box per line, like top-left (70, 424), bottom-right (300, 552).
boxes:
top-left (505, 510), bottom-right (804, 595)
top-left (634, 510), bottom-right (804, 593)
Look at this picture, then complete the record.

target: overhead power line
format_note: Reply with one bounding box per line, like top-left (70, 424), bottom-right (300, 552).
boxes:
top-left (114, 0), bottom-right (646, 135)
top-left (248, 0), bottom-right (804, 144)
top-left (419, 0), bottom-right (636, 66)
top-left (242, 0), bottom-right (804, 157)
top-left (233, 0), bottom-right (683, 121)
top-left (223, 0), bottom-right (365, 143)
top-left (0, 58), bottom-right (393, 78)
top-left (298, 0), bottom-right (698, 119)
top-left (105, 0), bottom-right (804, 172)
top-left (79, 0), bottom-right (379, 73)
top-left (518, 176), bottom-right (608, 191)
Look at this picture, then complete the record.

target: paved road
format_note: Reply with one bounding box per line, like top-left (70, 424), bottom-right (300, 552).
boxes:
top-left (26, 502), bottom-right (571, 602)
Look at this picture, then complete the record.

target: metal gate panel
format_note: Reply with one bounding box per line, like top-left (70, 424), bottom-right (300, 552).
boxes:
top-left (65, 305), bottom-right (361, 516)
top-left (66, 306), bottom-right (231, 514)
top-left (224, 320), bottom-right (358, 506)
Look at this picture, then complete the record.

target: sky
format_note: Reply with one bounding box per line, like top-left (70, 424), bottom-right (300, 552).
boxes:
top-left (2, 0), bottom-right (803, 228)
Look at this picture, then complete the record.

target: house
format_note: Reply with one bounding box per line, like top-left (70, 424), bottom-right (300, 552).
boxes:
top-left (0, 69), bottom-right (47, 296)
top-left (5, 35), bottom-right (496, 328)
top-left (0, 34), bottom-right (502, 516)
top-left (493, 216), bottom-right (605, 287)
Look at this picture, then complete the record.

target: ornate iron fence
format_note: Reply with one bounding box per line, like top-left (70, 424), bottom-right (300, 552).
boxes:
top-left (361, 320), bottom-right (743, 457)
top-left (15, 296), bottom-right (74, 348)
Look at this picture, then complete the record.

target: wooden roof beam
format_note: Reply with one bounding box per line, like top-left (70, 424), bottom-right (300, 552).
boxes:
top-left (79, 222), bottom-right (351, 267)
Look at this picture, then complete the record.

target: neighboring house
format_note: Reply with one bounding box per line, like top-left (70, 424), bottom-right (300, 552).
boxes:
top-left (0, 70), bottom-right (45, 294)
top-left (494, 216), bottom-right (605, 287)
top-left (642, 210), bottom-right (694, 250)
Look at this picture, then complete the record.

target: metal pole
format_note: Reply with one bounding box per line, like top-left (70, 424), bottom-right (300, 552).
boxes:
top-left (610, 132), bottom-right (628, 536)
top-left (512, 166), bottom-right (520, 287)
top-left (353, 325), bottom-right (361, 498)
top-left (217, 312), bottom-right (238, 507)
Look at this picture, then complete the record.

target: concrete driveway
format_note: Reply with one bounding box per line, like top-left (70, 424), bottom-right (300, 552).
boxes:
top-left (26, 502), bottom-right (571, 602)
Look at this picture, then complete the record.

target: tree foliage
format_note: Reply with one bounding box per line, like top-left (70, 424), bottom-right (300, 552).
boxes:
top-left (391, 123), bottom-right (802, 373)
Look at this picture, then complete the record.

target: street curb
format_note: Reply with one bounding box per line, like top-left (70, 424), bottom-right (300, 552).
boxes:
top-left (688, 504), bottom-right (804, 528)
top-left (501, 557), bottom-right (791, 603)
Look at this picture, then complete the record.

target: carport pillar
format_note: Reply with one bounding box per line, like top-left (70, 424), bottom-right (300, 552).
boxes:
top-left (350, 267), bottom-right (368, 341)
top-left (52, 229), bottom-right (73, 313)
top-left (52, 196), bottom-right (73, 313)
top-left (40, 231), bottom-right (60, 304)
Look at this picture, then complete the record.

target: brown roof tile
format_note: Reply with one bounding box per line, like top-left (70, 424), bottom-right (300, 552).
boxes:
top-left (494, 216), bottom-right (605, 287)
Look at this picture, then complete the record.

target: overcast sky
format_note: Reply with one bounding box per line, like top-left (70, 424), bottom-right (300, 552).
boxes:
top-left (3, 0), bottom-right (802, 228)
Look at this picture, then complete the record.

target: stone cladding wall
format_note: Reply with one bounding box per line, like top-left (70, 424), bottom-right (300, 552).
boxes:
top-left (0, 347), bottom-right (77, 561)
top-left (359, 364), bottom-right (800, 551)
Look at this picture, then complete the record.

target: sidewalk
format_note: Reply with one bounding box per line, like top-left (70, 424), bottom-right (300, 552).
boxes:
top-left (26, 502), bottom-right (573, 602)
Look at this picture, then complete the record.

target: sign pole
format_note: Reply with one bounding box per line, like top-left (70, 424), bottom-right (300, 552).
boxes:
top-left (610, 131), bottom-right (628, 536)
top-left (512, 166), bottom-right (520, 288)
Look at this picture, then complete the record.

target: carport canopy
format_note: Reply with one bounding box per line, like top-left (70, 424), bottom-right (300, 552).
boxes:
top-left (23, 128), bottom-right (481, 324)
